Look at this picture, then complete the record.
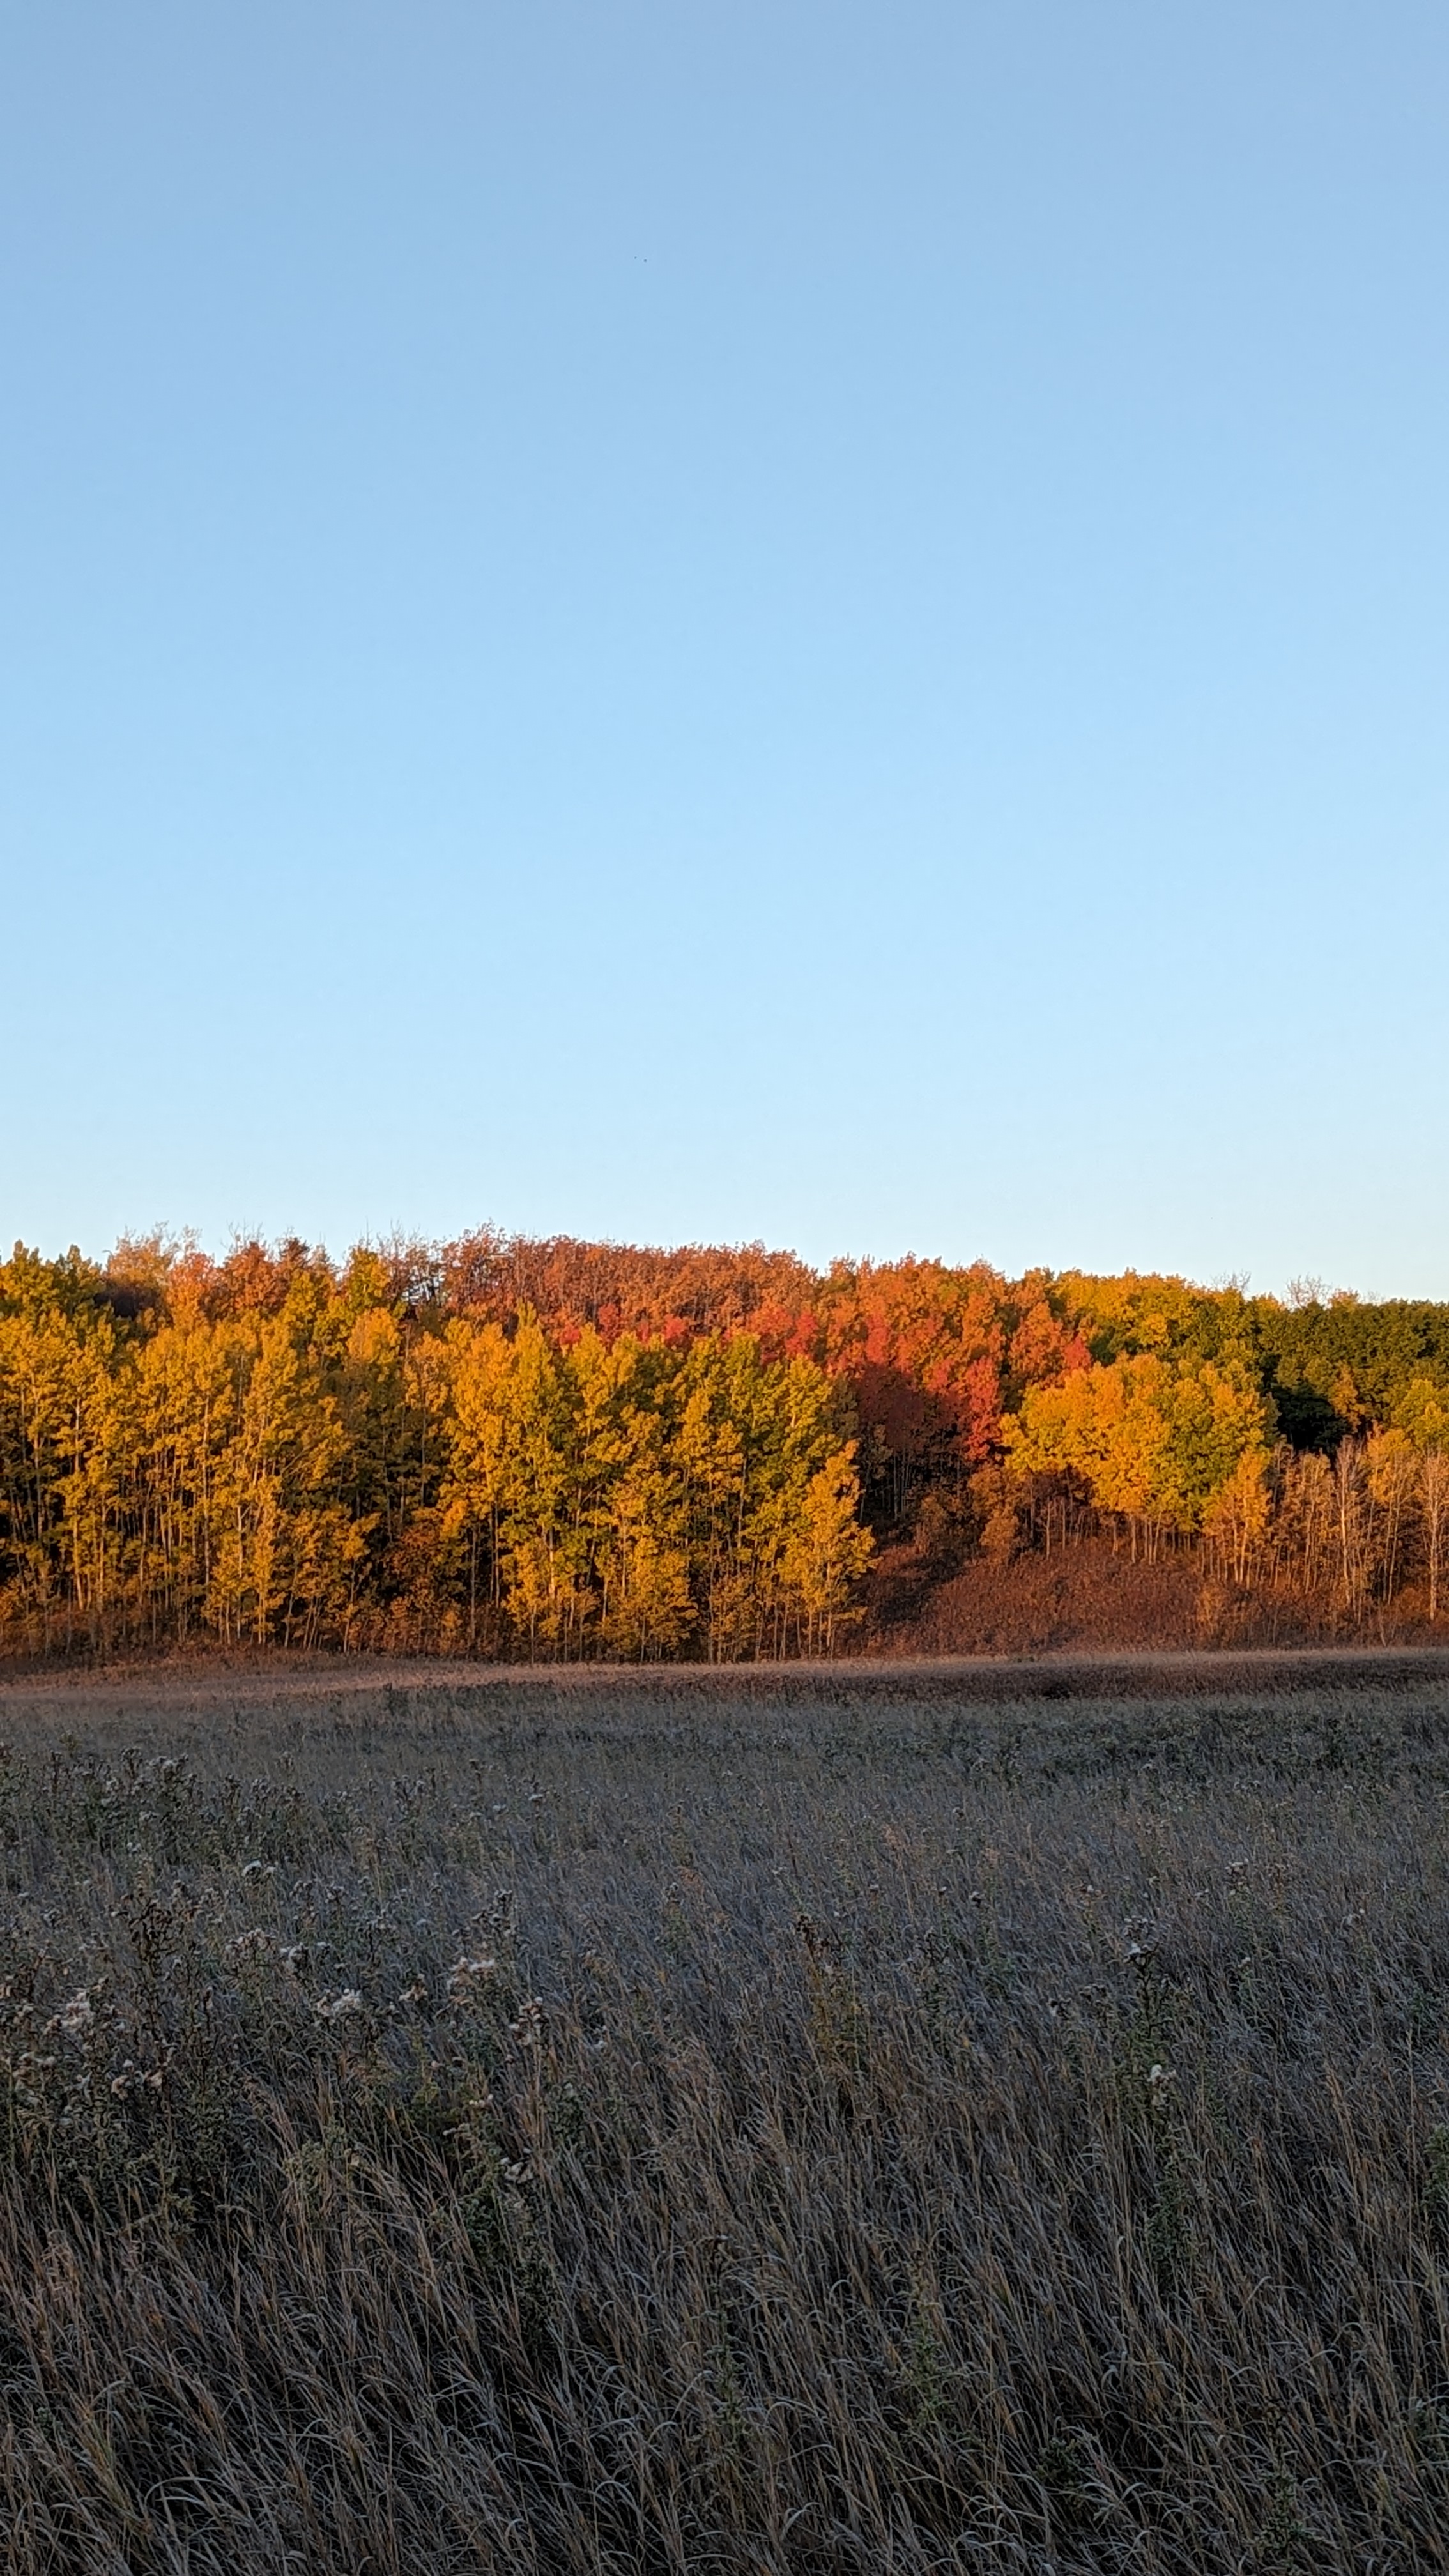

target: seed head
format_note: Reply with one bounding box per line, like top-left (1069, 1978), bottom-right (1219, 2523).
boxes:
top-left (314, 1989), bottom-right (364, 2024)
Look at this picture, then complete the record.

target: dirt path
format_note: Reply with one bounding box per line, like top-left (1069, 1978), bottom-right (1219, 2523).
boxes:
top-left (4, 1641), bottom-right (1449, 1721)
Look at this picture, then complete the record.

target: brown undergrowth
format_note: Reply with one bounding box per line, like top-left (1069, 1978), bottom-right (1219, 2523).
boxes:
top-left (859, 1532), bottom-right (1438, 1659)
top-left (1, 1676), bottom-right (1448, 2570)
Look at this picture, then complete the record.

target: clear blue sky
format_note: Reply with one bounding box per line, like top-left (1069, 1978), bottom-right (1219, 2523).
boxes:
top-left (4, 2), bottom-right (1446, 1296)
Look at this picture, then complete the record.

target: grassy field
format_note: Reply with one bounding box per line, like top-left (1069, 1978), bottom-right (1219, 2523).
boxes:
top-left (1, 1664), bottom-right (1448, 2572)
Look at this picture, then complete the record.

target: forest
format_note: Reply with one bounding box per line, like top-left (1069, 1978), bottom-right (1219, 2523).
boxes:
top-left (5, 1226), bottom-right (1449, 1660)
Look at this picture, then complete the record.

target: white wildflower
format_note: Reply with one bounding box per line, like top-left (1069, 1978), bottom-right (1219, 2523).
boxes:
top-left (448, 1955), bottom-right (498, 1996)
top-left (313, 1989), bottom-right (364, 2024)
top-left (109, 2055), bottom-right (165, 2097)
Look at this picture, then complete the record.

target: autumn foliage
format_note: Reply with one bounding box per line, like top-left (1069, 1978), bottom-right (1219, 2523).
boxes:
top-left (6, 1229), bottom-right (1449, 1658)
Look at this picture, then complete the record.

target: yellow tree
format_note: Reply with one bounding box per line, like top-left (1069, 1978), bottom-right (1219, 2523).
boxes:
top-left (1004, 1355), bottom-right (1170, 1555)
top-left (1422, 1452), bottom-right (1449, 1622)
top-left (1392, 1380), bottom-right (1449, 1619)
top-left (1366, 1429), bottom-right (1418, 1602)
top-left (438, 1318), bottom-right (515, 1646)
top-left (1006, 1354), bottom-right (1273, 1562)
top-left (1201, 1450), bottom-right (1271, 1584)
top-left (780, 1451), bottom-right (873, 1655)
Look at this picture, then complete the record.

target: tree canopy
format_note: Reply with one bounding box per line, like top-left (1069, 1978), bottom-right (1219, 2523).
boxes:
top-left (6, 1230), bottom-right (1449, 1655)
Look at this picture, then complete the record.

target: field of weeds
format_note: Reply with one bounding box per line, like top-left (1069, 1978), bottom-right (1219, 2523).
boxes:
top-left (1, 1668), bottom-right (1448, 2573)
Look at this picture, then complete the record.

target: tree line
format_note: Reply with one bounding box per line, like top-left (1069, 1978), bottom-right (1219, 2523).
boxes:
top-left (5, 1229), bottom-right (1449, 1656)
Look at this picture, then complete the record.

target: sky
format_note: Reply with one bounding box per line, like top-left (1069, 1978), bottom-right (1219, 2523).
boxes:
top-left (3, 1), bottom-right (1447, 1298)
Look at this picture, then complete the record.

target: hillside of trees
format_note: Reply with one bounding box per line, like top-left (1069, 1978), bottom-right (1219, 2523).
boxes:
top-left (5, 1227), bottom-right (1449, 1662)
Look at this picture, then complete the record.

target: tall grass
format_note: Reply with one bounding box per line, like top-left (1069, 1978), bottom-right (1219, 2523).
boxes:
top-left (1, 1675), bottom-right (1447, 2570)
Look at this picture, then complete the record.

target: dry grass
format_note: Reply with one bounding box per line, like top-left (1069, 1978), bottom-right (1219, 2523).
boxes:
top-left (857, 1532), bottom-right (1435, 1659)
top-left (0, 1669), bottom-right (1447, 2571)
